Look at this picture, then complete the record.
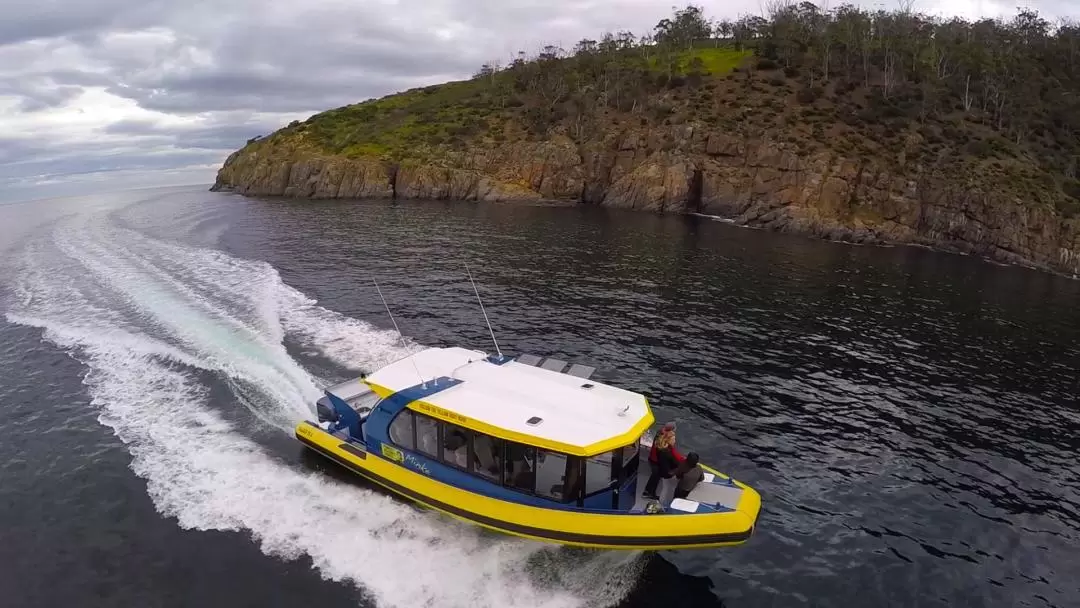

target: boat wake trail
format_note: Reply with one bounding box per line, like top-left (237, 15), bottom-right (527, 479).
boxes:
top-left (5, 207), bottom-right (643, 608)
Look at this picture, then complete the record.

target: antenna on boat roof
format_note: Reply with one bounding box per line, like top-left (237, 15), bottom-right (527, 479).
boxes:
top-left (373, 277), bottom-right (426, 387)
top-left (464, 260), bottom-right (501, 357)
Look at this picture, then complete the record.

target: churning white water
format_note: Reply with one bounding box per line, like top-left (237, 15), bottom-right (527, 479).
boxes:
top-left (5, 202), bottom-right (643, 608)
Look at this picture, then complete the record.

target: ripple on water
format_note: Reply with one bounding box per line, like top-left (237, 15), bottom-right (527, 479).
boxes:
top-left (1, 192), bottom-right (1079, 608)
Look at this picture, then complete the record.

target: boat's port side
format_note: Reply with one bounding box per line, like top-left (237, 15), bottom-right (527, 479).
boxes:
top-left (296, 421), bottom-right (758, 550)
top-left (301, 347), bottom-right (760, 549)
top-left (367, 406), bottom-right (643, 511)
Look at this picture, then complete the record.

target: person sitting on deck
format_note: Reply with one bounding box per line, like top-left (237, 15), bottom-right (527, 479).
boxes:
top-left (643, 423), bottom-right (685, 499)
top-left (673, 452), bottom-right (704, 499)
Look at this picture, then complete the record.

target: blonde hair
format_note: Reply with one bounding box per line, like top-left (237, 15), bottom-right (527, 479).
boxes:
top-left (655, 428), bottom-right (675, 450)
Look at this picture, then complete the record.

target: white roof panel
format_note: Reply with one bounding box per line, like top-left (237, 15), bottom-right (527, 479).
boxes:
top-left (364, 347), bottom-right (651, 453)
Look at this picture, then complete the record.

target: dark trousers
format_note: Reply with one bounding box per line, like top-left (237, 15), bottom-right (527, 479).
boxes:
top-left (643, 461), bottom-right (671, 497)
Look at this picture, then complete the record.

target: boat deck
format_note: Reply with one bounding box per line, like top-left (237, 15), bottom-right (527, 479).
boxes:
top-left (629, 431), bottom-right (745, 514)
top-left (629, 452), bottom-right (744, 514)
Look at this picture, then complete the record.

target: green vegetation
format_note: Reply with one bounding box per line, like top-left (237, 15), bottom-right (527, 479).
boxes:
top-left (266, 6), bottom-right (756, 161)
top-left (295, 80), bottom-right (496, 160)
top-left (252, 3), bottom-right (1080, 216)
top-left (683, 48), bottom-right (749, 74)
top-left (646, 47), bottom-right (750, 75)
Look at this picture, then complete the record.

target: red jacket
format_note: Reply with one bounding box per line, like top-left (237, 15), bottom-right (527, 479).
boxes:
top-left (649, 432), bottom-right (685, 464)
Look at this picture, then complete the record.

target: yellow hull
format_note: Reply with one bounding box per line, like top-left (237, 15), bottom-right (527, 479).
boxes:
top-left (296, 422), bottom-right (760, 550)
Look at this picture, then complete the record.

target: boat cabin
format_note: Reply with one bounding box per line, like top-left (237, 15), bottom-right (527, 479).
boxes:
top-left (316, 347), bottom-right (655, 511)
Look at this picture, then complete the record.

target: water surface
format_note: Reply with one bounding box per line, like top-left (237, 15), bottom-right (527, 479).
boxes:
top-left (1, 187), bottom-right (1077, 607)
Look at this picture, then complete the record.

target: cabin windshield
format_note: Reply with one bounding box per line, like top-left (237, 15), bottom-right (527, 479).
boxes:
top-left (386, 409), bottom-right (643, 507)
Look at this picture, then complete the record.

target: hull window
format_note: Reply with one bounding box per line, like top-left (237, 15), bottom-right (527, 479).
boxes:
top-left (442, 424), bottom-right (470, 469)
top-left (471, 433), bottom-right (503, 481)
top-left (535, 450), bottom-right (568, 499)
top-left (389, 410), bottom-right (415, 450)
top-left (504, 444), bottom-right (536, 492)
top-left (415, 414), bottom-right (440, 458)
top-left (536, 449), bottom-right (583, 502)
top-left (389, 412), bottom-right (593, 506)
top-left (585, 450), bottom-right (616, 495)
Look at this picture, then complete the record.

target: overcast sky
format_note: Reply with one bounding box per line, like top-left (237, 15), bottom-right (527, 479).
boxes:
top-left (0, 0), bottom-right (1064, 203)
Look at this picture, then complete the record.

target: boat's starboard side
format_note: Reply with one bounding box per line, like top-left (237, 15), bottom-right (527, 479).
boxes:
top-left (296, 422), bottom-right (759, 550)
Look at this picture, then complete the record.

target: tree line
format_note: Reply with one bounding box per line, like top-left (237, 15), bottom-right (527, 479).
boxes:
top-left (473, 3), bottom-right (1080, 177)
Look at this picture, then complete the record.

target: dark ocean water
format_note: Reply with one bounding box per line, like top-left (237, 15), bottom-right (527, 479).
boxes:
top-left (1, 186), bottom-right (1078, 608)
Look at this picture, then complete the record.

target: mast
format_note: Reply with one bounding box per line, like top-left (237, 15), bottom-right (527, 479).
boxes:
top-left (464, 260), bottom-right (501, 357)
top-left (373, 277), bottom-right (426, 387)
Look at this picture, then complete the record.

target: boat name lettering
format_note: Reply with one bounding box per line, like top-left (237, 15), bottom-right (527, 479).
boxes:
top-left (403, 453), bottom-right (431, 476)
top-left (414, 402), bottom-right (468, 425)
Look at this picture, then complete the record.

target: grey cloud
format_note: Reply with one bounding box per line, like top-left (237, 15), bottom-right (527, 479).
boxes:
top-left (48, 69), bottom-right (117, 88)
top-left (91, 6), bottom-right (492, 115)
top-left (16, 85), bottom-right (83, 112)
top-left (102, 114), bottom-right (286, 150)
top-left (0, 0), bottom-right (1076, 199)
top-left (0, 137), bottom-right (221, 180)
top-left (0, 72), bottom-right (94, 112)
top-left (0, 0), bottom-right (173, 46)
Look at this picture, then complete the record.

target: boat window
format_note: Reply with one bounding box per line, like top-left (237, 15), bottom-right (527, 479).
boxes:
top-left (471, 432), bottom-right (502, 481)
top-left (442, 424), bottom-right (470, 469)
top-left (503, 442), bottom-right (536, 493)
top-left (585, 450), bottom-right (616, 495)
top-left (536, 449), bottom-right (578, 501)
top-left (415, 414), bottom-right (440, 458)
top-left (388, 410), bottom-right (414, 450)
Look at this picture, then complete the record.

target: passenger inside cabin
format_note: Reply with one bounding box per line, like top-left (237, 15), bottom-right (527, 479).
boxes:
top-left (443, 427), bottom-right (469, 467)
top-left (472, 434), bottom-right (500, 475)
top-left (673, 452), bottom-right (704, 500)
top-left (504, 444), bottom-right (535, 491)
top-left (558, 460), bottom-right (583, 502)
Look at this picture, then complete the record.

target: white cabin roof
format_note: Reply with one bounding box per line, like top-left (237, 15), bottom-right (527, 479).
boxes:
top-left (363, 347), bottom-right (653, 456)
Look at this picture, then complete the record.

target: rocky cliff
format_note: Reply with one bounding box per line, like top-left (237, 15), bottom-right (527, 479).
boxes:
top-left (211, 24), bottom-right (1080, 278)
top-left (213, 123), bottom-right (1080, 276)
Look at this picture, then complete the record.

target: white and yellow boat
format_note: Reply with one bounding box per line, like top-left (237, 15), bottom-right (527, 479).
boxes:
top-left (296, 346), bottom-right (761, 550)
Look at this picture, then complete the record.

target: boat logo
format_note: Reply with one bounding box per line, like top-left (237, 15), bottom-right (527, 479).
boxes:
top-left (381, 443), bottom-right (404, 463)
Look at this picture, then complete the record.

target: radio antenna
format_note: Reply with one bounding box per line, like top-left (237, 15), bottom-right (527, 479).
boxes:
top-left (464, 260), bottom-right (501, 357)
top-left (373, 277), bottom-right (426, 387)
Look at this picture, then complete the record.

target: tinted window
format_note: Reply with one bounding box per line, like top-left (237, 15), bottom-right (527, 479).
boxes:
top-left (415, 414), bottom-right (440, 457)
top-left (388, 410), bottom-right (414, 449)
top-left (504, 442), bottom-right (536, 492)
top-left (585, 450), bottom-right (615, 495)
top-left (442, 424), bottom-right (470, 468)
top-left (536, 449), bottom-right (576, 500)
top-left (471, 432), bottom-right (502, 481)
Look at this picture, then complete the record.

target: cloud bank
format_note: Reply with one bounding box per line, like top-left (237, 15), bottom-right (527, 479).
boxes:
top-left (0, 0), bottom-right (1066, 202)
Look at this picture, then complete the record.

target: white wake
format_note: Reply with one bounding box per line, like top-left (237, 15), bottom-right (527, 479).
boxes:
top-left (5, 205), bottom-right (643, 608)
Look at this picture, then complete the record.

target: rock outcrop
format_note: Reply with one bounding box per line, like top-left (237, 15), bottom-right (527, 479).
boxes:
top-left (212, 126), bottom-right (1080, 277)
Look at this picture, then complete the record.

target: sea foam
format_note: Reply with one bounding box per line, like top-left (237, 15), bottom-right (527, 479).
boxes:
top-left (6, 205), bottom-right (643, 608)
